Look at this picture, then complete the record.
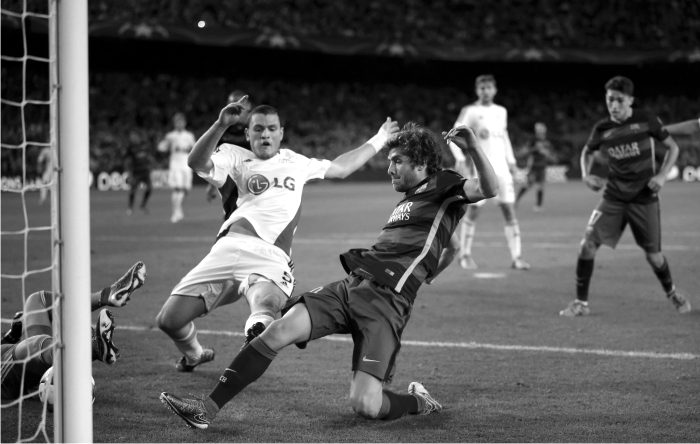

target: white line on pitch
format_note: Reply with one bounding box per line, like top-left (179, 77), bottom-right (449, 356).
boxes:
top-left (118, 325), bottom-right (698, 360)
top-left (90, 235), bottom-right (700, 252)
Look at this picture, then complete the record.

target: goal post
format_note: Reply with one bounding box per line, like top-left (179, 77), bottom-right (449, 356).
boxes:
top-left (54, 0), bottom-right (93, 441)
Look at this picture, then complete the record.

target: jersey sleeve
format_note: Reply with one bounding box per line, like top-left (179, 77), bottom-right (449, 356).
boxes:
top-left (647, 112), bottom-right (670, 141)
top-left (197, 144), bottom-right (241, 188)
top-left (302, 157), bottom-right (332, 181)
top-left (435, 170), bottom-right (471, 202)
top-left (585, 123), bottom-right (602, 152)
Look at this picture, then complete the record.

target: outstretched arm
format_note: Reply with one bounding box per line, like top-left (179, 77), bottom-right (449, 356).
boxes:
top-left (324, 117), bottom-right (399, 179)
top-left (664, 118), bottom-right (700, 136)
top-left (188, 96), bottom-right (248, 173)
top-left (443, 126), bottom-right (498, 202)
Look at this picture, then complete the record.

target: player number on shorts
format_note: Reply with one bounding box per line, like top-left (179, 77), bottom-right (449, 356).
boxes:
top-left (587, 209), bottom-right (603, 227)
top-left (282, 271), bottom-right (293, 283)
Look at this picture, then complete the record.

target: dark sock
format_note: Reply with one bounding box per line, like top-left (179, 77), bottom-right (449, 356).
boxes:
top-left (651, 257), bottom-right (674, 294)
top-left (516, 186), bottom-right (528, 202)
top-left (377, 389), bottom-right (420, 420)
top-left (536, 189), bottom-right (543, 206)
top-left (128, 190), bottom-right (136, 208)
top-left (576, 258), bottom-right (594, 302)
top-left (141, 188), bottom-right (151, 208)
top-left (99, 287), bottom-right (110, 307)
top-left (208, 337), bottom-right (277, 409)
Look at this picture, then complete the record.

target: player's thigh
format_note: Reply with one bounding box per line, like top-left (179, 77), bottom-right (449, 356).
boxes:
top-left (583, 198), bottom-right (627, 249)
top-left (230, 235), bottom-right (296, 299)
top-left (261, 303), bottom-right (313, 351)
top-left (157, 294), bottom-right (207, 330)
top-left (284, 276), bottom-right (354, 346)
top-left (495, 174), bottom-right (516, 205)
top-left (245, 279), bottom-right (287, 312)
top-left (25, 291), bottom-right (53, 338)
top-left (626, 201), bottom-right (662, 253)
top-left (349, 279), bottom-right (411, 383)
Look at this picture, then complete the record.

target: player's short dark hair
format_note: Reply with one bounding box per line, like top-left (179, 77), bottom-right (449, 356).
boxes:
top-left (475, 74), bottom-right (496, 87)
top-left (605, 76), bottom-right (634, 96)
top-left (248, 104), bottom-right (283, 126)
top-left (382, 122), bottom-right (442, 175)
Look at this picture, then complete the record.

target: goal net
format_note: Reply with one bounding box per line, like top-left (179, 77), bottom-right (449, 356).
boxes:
top-left (1, 0), bottom-right (93, 442)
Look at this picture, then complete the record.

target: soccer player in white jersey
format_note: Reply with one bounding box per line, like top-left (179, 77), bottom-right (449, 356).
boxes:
top-left (156, 97), bottom-right (399, 372)
top-left (158, 112), bottom-right (196, 223)
top-left (449, 75), bottom-right (530, 270)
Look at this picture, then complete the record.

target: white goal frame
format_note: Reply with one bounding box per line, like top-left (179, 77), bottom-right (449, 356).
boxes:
top-left (52, 0), bottom-right (93, 441)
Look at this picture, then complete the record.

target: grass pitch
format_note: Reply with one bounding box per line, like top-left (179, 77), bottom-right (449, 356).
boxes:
top-left (2, 181), bottom-right (699, 442)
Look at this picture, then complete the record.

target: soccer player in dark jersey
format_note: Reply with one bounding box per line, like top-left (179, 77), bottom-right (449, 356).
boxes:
top-left (125, 130), bottom-right (155, 215)
top-left (1, 262), bottom-right (146, 400)
top-left (515, 122), bottom-right (557, 211)
top-left (159, 123), bottom-right (499, 429)
top-left (560, 76), bottom-right (690, 317)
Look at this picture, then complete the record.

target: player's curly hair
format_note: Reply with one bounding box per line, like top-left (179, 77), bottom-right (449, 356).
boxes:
top-left (382, 122), bottom-right (443, 174)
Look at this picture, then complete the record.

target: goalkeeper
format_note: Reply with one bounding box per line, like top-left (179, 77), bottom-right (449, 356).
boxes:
top-left (1, 262), bottom-right (146, 400)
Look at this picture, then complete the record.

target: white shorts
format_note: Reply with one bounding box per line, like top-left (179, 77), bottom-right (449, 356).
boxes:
top-left (171, 233), bottom-right (295, 312)
top-left (471, 173), bottom-right (516, 207)
top-left (168, 167), bottom-right (192, 190)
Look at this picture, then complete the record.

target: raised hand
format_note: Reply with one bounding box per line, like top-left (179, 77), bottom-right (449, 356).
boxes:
top-left (378, 117), bottom-right (400, 139)
top-left (218, 95), bottom-right (249, 127)
top-left (443, 125), bottom-right (478, 151)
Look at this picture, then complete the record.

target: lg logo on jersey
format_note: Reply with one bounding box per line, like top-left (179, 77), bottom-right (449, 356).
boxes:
top-left (247, 174), bottom-right (296, 195)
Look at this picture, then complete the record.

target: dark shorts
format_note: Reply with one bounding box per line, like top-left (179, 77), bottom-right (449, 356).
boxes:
top-left (288, 274), bottom-right (412, 383)
top-left (527, 168), bottom-right (546, 184)
top-left (130, 172), bottom-right (152, 187)
top-left (584, 198), bottom-right (661, 253)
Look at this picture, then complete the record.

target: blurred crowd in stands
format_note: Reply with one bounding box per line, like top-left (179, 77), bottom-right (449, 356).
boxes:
top-left (3, 70), bottom-right (699, 180)
top-left (87, 0), bottom-right (700, 49)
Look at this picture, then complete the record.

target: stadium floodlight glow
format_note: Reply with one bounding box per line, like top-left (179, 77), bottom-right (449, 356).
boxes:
top-left (198, 20), bottom-right (205, 28)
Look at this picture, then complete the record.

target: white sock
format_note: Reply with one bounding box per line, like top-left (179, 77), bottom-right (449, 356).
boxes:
top-left (172, 322), bottom-right (203, 364)
top-left (504, 221), bottom-right (521, 260)
top-left (244, 311), bottom-right (275, 335)
top-left (462, 220), bottom-right (476, 257)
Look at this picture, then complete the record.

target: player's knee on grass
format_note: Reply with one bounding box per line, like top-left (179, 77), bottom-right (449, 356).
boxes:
top-left (156, 296), bottom-right (205, 334)
top-left (349, 389), bottom-right (383, 419)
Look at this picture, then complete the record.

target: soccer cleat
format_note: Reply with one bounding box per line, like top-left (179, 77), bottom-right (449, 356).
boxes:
top-left (511, 257), bottom-right (531, 270)
top-left (241, 322), bottom-right (266, 349)
top-left (668, 290), bottom-right (691, 314)
top-left (108, 261), bottom-right (146, 307)
top-left (459, 255), bottom-right (478, 270)
top-left (176, 347), bottom-right (216, 372)
top-left (1, 312), bottom-right (23, 345)
top-left (408, 382), bottom-right (442, 415)
top-left (93, 309), bottom-right (120, 364)
top-left (160, 392), bottom-right (212, 429)
top-left (559, 300), bottom-right (590, 317)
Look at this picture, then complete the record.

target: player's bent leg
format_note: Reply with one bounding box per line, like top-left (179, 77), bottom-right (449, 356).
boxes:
top-left (24, 291), bottom-right (53, 338)
top-left (156, 295), bottom-right (214, 371)
top-left (645, 252), bottom-right (691, 313)
top-left (560, 239), bottom-right (599, 317)
top-left (500, 203), bottom-right (529, 269)
top-left (243, 277), bottom-right (288, 345)
top-left (349, 371), bottom-right (384, 419)
top-left (258, 303), bottom-right (313, 352)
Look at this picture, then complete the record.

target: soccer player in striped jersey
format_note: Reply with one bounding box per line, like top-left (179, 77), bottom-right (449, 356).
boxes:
top-left (449, 75), bottom-right (530, 270)
top-left (560, 76), bottom-right (690, 317)
top-left (156, 98), bottom-right (400, 374)
top-left (1, 262), bottom-right (146, 400)
top-left (159, 123), bottom-right (499, 429)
